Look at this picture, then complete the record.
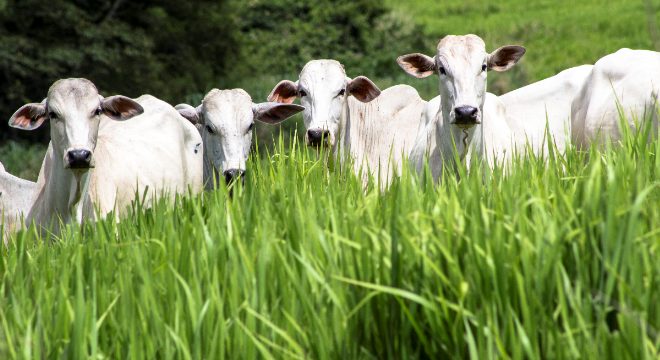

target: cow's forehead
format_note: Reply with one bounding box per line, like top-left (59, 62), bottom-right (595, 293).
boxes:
top-left (47, 78), bottom-right (99, 109)
top-left (202, 89), bottom-right (253, 123)
top-left (299, 60), bottom-right (346, 89)
top-left (436, 35), bottom-right (487, 64)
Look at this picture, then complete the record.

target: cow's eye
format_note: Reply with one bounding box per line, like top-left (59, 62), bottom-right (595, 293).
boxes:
top-left (94, 108), bottom-right (102, 116)
top-left (299, 90), bottom-right (307, 97)
top-left (338, 89), bottom-right (346, 97)
top-left (48, 112), bottom-right (58, 120)
top-left (247, 123), bottom-right (254, 132)
top-left (439, 66), bottom-right (447, 75)
top-left (205, 125), bottom-right (215, 134)
top-left (481, 64), bottom-right (487, 72)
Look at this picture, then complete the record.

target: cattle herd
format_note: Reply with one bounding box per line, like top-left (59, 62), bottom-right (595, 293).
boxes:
top-left (1, 34), bottom-right (659, 238)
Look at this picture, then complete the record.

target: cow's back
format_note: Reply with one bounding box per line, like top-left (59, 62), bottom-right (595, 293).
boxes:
top-left (500, 64), bottom-right (593, 153)
top-left (344, 84), bottom-right (426, 185)
top-left (90, 95), bottom-right (203, 215)
top-left (0, 164), bottom-right (37, 235)
top-left (572, 49), bottom-right (660, 147)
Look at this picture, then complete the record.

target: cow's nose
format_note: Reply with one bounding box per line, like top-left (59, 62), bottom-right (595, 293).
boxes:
top-left (307, 129), bottom-right (330, 147)
top-left (223, 169), bottom-right (245, 184)
top-left (66, 149), bottom-right (92, 169)
top-left (453, 106), bottom-right (479, 125)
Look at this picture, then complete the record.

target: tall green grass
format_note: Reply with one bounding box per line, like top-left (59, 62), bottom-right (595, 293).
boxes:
top-left (0, 124), bottom-right (658, 358)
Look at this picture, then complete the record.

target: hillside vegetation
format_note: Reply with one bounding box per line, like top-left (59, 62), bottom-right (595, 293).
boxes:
top-left (387, 0), bottom-right (660, 93)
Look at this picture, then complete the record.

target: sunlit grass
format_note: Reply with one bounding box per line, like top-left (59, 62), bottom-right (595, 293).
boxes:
top-left (0, 118), bottom-right (658, 358)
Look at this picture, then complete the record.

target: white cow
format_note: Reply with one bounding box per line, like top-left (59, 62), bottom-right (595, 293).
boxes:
top-left (499, 64), bottom-right (594, 154)
top-left (0, 163), bottom-right (37, 237)
top-left (397, 34), bottom-right (525, 181)
top-left (268, 59), bottom-right (426, 186)
top-left (176, 88), bottom-right (304, 188)
top-left (9, 78), bottom-right (203, 233)
top-left (571, 48), bottom-right (660, 148)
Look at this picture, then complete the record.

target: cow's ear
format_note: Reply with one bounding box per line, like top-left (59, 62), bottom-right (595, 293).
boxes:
top-left (488, 46), bottom-right (526, 72)
top-left (253, 102), bottom-right (304, 125)
top-left (267, 80), bottom-right (299, 104)
top-left (397, 53), bottom-right (436, 78)
top-left (9, 103), bottom-right (48, 130)
top-left (101, 95), bottom-right (144, 120)
top-left (348, 76), bottom-right (381, 103)
top-left (175, 104), bottom-right (202, 124)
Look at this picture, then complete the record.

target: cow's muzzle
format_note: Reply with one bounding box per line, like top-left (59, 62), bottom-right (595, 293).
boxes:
top-left (65, 149), bottom-right (93, 169)
top-left (306, 129), bottom-right (330, 148)
top-left (452, 106), bottom-right (480, 127)
top-left (223, 169), bottom-right (246, 185)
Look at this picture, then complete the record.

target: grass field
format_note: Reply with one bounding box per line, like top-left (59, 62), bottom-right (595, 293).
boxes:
top-left (1, 129), bottom-right (659, 358)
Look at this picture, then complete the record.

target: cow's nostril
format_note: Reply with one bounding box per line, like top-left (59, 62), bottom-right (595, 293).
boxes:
top-left (306, 129), bottom-right (330, 147)
top-left (66, 149), bottom-right (92, 169)
top-left (223, 169), bottom-right (245, 184)
top-left (453, 106), bottom-right (479, 124)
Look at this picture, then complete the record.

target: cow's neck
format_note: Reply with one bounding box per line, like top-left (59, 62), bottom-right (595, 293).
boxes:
top-left (435, 105), bottom-right (484, 168)
top-left (29, 145), bottom-right (93, 231)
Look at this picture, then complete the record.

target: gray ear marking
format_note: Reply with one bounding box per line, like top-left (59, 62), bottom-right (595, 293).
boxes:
top-left (253, 102), bottom-right (305, 125)
top-left (176, 103), bottom-right (203, 124)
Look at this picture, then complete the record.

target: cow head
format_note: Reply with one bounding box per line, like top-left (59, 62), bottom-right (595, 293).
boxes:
top-left (268, 60), bottom-right (381, 148)
top-left (398, 35), bottom-right (524, 149)
top-left (8, 78), bottom-right (143, 172)
top-left (177, 89), bottom-right (303, 185)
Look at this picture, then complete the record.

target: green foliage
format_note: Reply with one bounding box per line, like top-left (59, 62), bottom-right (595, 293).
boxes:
top-left (0, 0), bottom-right (237, 142)
top-left (0, 141), bottom-right (45, 181)
top-left (1, 129), bottom-right (658, 358)
top-left (230, 0), bottom-right (425, 81)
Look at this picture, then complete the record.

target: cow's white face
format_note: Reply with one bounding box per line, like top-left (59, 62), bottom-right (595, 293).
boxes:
top-left (398, 35), bottom-right (525, 145)
top-left (268, 60), bottom-right (381, 148)
top-left (177, 89), bottom-right (303, 184)
top-left (9, 78), bottom-right (143, 171)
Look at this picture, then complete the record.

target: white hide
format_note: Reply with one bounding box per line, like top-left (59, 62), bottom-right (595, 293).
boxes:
top-left (341, 85), bottom-right (426, 185)
top-left (398, 34), bottom-right (525, 181)
top-left (500, 65), bottom-right (594, 154)
top-left (176, 89), bottom-right (304, 189)
top-left (571, 49), bottom-right (660, 148)
top-left (10, 79), bottom-right (203, 233)
top-left (410, 93), bottom-right (514, 180)
top-left (0, 164), bottom-right (37, 237)
top-left (269, 59), bottom-right (425, 186)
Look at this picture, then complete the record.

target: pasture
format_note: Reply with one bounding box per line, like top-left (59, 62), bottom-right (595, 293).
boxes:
top-left (1, 0), bottom-right (659, 359)
top-left (1, 131), bottom-right (659, 358)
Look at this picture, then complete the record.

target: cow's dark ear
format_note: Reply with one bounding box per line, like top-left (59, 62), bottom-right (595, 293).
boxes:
top-left (347, 76), bottom-right (381, 103)
top-left (397, 53), bottom-right (437, 78)
top-left (9, 103), bottom-right (48, 130)
top-left (488, 46), bottom-right (526, 72)
top-left (101, 96), bottom-right (144, 120)
top-left (267, 80), bottom-right (299, 104)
